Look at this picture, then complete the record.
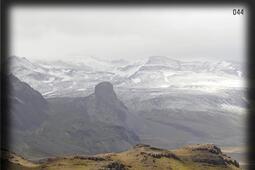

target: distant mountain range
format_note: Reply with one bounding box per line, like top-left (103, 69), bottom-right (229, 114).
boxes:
top-left (9, 56), bottom-right (246, 97)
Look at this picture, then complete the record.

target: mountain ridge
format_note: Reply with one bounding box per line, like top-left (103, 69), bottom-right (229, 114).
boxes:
top-left (1, 143), bottom-right (241, 170)
top-left (8, 74), bottom-right (48, 130)
top-left (9, 55), bottom-right (246, 97)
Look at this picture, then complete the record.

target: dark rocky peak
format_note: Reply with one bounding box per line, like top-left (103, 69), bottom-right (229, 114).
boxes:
top-left (95, 81), bottom-right (117, 101)
top-left (85, 81), bottom-right (128, 125)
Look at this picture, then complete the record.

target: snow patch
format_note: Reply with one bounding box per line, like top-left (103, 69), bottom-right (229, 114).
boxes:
top-left (132, 78), bottom-right (141, 84)
top-left (221, 104), bottom-right (246, 115)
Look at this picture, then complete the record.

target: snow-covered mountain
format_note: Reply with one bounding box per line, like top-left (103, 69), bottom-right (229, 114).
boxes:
top-left (118, 56), bottom-right (245, 89)
top-left (9, 56), bottom-right (246, 97)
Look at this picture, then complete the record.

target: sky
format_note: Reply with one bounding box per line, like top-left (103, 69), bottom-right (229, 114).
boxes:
top-left (9, 5), bottom-right (247, 62)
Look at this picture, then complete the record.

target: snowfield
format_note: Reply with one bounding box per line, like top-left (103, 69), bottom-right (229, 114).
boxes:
top-left (9, 56), bottom-right (246, 97)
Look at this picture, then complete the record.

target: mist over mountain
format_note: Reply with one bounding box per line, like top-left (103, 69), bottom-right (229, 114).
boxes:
top-left (7, 56), bottom-right (247, 165)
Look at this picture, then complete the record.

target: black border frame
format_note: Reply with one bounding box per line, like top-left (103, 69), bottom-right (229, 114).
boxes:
top-left (1, 0), bottom-right (255, 169)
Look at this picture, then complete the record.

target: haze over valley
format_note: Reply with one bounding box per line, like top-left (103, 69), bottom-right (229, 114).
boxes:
top-left (4, 6), bottom-right (249, 169)
top-left (6, 56), bottom-right (247, 167)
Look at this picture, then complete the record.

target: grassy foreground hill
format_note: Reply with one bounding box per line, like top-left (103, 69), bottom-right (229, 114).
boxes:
top-left (2, 144), bottom-right (241, 170)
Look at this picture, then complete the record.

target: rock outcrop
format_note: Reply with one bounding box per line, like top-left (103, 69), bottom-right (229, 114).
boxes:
top-left (1, 144), bottom-right (241, 170)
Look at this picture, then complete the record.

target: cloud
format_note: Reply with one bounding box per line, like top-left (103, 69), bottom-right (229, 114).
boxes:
top-left (9, 5), bottom-right (247, 62)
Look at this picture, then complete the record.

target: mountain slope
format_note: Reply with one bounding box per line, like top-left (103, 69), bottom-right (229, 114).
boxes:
top-left (10, 81), bottom-right (140, 159)
top-left (1, 144), bottom-right (241, 170)
top-left (119, 56), bottom-right (245, 91)
top-left (8, 74), bottom-right (48, 130)
top-left (118, 88), bottom-right (246, 149)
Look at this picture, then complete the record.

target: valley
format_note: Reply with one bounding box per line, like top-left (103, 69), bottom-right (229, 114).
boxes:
top-left (5, 56), bottom-right (248, 168)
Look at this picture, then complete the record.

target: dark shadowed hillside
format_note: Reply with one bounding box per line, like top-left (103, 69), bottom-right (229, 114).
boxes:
top-left (8, 74), bottom-right (48, 130)
top-left (7, 77), bottom-right (139, 158)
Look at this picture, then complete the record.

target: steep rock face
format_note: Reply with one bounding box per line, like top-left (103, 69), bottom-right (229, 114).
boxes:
top-left (95, 82), bottom-right (117, 100)
top-left (85, 81), bottom-right (128, 126)
top-left (8, 74), bottom-right (48, 130)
